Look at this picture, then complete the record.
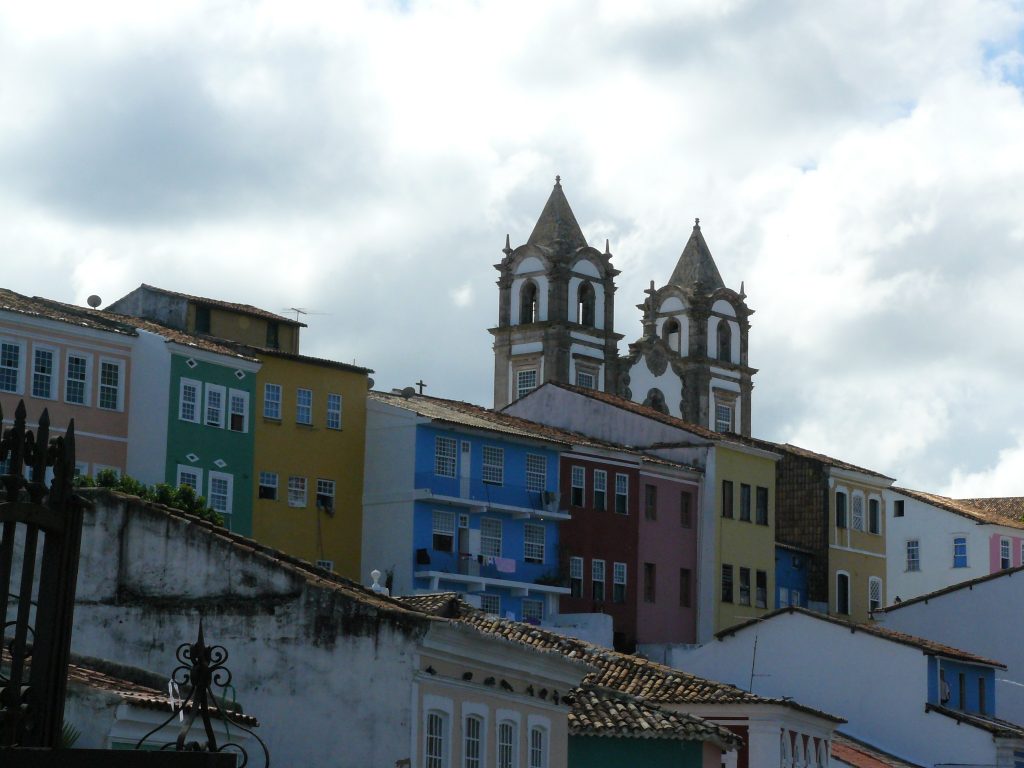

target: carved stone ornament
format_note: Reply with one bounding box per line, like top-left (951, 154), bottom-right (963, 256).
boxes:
top-left (644, 342), bottom-right (668, 377)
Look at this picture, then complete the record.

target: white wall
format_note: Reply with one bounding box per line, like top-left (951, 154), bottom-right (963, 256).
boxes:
top-left (672, 611), bottom-right (1001, 766)
top-left (877, 570), bottom-right (1024, 725)
top-left (624, 357), bottom-right (684, 419)
top-left (125, 329), bottom-right (170, 484)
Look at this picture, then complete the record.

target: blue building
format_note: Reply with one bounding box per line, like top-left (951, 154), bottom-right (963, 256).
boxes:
top-left (362, 390), bottom-right (571, 622)
top-left (775, 543), bottom-right (810, 609)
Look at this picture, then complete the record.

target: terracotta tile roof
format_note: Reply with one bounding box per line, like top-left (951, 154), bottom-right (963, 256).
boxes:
top-left (925, 703), bottom-right (1024, 738)
top-left (395, 592), bottom-right (468, 617)
top-left (877, 564), bottom-right (1024, 613)
top-left (397, 600), bottom-right (843, 722)
top-left (107, 313), bottom-right (262, 362)
top-left (830, 732), bottom-right (925, 768)
top-left (958, 496), bottom-right (1024, 526)
top-left (760, 441), bottom-right (894, 482)
top-left (136, 284), bottom-right (305, 327)
top-left (568, 684), bottom-right (743, 750)
top-left (0, 288), bottom-right (138, 336)
top-left (894, 487), bottom-right (1024, 530)
top-left (230, 344), bottom-right (373, 374)
top-left (717, 607), bottom-right (1005, 668)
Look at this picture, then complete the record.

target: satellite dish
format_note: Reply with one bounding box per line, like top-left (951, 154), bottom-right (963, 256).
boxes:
top-left (87, 295), bottom-right (102, 308)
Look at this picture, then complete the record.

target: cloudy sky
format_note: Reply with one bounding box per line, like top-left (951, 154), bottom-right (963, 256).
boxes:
top-left (2, 0), bottom-right (1022, 496)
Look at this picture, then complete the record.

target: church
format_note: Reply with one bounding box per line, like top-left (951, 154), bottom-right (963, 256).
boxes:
top-left (490, 177), bottom-right (757, 436)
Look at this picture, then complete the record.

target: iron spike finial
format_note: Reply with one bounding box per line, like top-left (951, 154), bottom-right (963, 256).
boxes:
top-left (604, 238), bottom-right (610, 255)
top-left (555, 174), bottom-right (561, 187)
top-left (694, 217), bottom-right (700, 228)
top-left (503, 233), bottom-right (512, 256)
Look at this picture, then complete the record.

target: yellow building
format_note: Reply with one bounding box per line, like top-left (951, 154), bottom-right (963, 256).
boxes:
top-left (250, 350), bottom-right (371, 580)
top-left (712, 441), bottom-right (781, 632)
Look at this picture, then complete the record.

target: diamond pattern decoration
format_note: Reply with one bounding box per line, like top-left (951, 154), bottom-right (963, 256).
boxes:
top-left (186, 358), bottom-right (198, 369)
top-left (186, 453), bottom-right (199, 463)
top-left (214, 459), bottom-right (227, 468)
top-left (234, 369), bottom-right (245, 380)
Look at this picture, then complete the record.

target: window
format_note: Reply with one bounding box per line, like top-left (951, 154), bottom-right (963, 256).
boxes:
top-left (316, 479), bottom-right (335, 513)
top-left (722, 480), bottom-right (734, 518)
top-left (613, 562), bottom-right (627, 603)
top-left (32, 347), bottom-right (55, 399)
top-left (176, 465), bottom-right (201, 492)
top-left (894, 499), bottom-right (905, 517)
top-left (524, 523), bottom-right (545, 563)
top-left (521, 599), bottom-right (543, 623)
top-left (266, 321), bottom-right (280, 349)
top-left (179, 378), bottom-right (200, 422)
top-left (869, 498), bottom-right (881, 534)
top-left (979, 677), bottom-right (987, 715)
top-left (435, 436), bottom-right (457, 478)
top-left (643, 562), bottom-right (656, 603)
top-left (739, 567), bottom-right (751, 605)
top-left (326, 393), bottom-right (343, 430)
top-left (836, 491), bottom-right (847, 529)
top-left (714, 403), bottom-right (732, 433)
top-left (516, 369), bottom-right (538, 399)
top-left (739, 484), bottom-right (751, 522)
top-left (868, 577), bottom-right (883, 612)
top-left (592, 559), bottom-right (605, 602)
top-left (498, 722), bottom-right (517, 768)
top-left (717, 319), bottom-right (732, 361)
top-left (205, 384), bottom-right (225, 427)
top-left (433, 510), bottom-right (456, 552)
top-left (480, 518), bottom-right (502, 557)
top-left (288, 476), bottom-right (307, 508)
top-left (721, 564), bottom-right (734, 603)
top-left (575, 370), bottom-right (595, 389)
top-left (680, 492), bottom-right (692, 527)
top-left (98, 359), bottom-right (122, 411)
top-left (316, 559), bottom-right (334, 571)
top-left (482, 446), bottom-right (504, 485)
top-left (480, 594), bottom-right (501, 615)
top-left (0, 341), bottom-right (22, 393)
top-left (614, 473), bottom-right (628, 514)
top-left (208, 472), bottom-right (232, 517)
top-left (529, 726), bottom-right (548, 768)
top-left (953, 536), bottom-right (968, 568)
top-left (194, 305), bottom-right (211, 334)
top-left (836, 572), bottom-right (850, 615)
top-left (296, 388), bottom-right (312, 425)
top-left (425, 711), bottom-right (448, 768)
top-left (593, 470), bottom-right (607, 511)
top-left (755, 486), bottom-right (769, 525)
top-left (263, 383), bottom-right (282, 419)
top-left (1001, 538), bottom-right (1011, 569)
top-left (258, 472), bottom-right (278, 500)
top-left (959, 673), bottom-right (966, 709)
top-left (577, 281), bottom-right (595, 326)
top-left (643, 484), bottom-right (657, 520)
top-left (852, 495), bottom-right (864, 531)
top-left (756, 570), bottom-right (767, 608)
top-left (570, 466), bottom-right (585, 507)
top-left (569, 556), bottom-right (583, 598)
top-left (520, 280), bottom-right (538, 324)
top-left (679, 568), bottom-right (692, 607)
top-left (663, 318), bottom-right (680, 350)
top-left (464, 715), bottom-right (483, 768)
top-left (228, 390), bottom-right (249, 432)
top-left (65, 353), bottom-right (89, 404)
top-left (525, 454), bottom-right (546, 492)
top-left (906, 539), bottom-right (920, 571)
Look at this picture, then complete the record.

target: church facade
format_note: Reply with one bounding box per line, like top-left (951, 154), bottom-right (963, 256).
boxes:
top-left (491, 178), bottom-right (757, 437)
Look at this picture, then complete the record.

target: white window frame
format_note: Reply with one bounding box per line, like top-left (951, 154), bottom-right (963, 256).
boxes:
top-left (316, 478), bottom-right (336, 513)
top-left (1001, 537), bottom-right (1012, 569)
top-left (0, 339), bottom-right (25, 395)
top-left (953, 536), bottom-right (969, 568)
top-left (326, 393), bottom-right (342, 430)
top-left (424, 708), bottom-right (451, 768)
top-left (906, 539), bottom-right (920, 572)
top-left (516, 369), bottom-right (537, 400)
top-left (525, 454), bottom-right (546, 493)
top-left (64, 351), bottom-right (91, 405)
top-left (615, 473), bottom-right (629, 514)
top-left (482, 446), bottom-right (504, 485)
top-left (569, 556), bottom-right (583, 596)
top-left (521, 598), bottom-right (543, 623)
top-left (207, 471), bottom-right (233, 518)
top-left (435, 436), bottom-right (457, 478)
top-left (592, 559), bottom-right (605, 601)
top-left (868, 576), bottom-right (883, 612)
top-left (31, 344), bottom-right (58, 400)
top-left (179, 378), bottom-right (201, 423)
top-left (575, 369), bottom-right (595, 389)
top-left (714, 402), bottom-right (732, 433)
top-left (288, 476), bottom-right (307, 508)
top-left (497, 719), bottom-right (518, 768)
top-left (263, 383), bottom-right (282, 419)
top-left (570, 465), bottom-right (585, 506)
top-left (836, 570), bottom-right (851, 615)
top-left (462, 705), bottom-right (488, 768)
top-left (479, 593), bottom-right (501, 615)
top-left (593, 469), bottom-right (607, 511)
top-left (228, 388), bottom-right (249, 433)
top-left (613, 561), bottom-right (627, 603)
top-left (176, 464), bottom-right (202, 492)
top-left (205, 383), bottom-right (226, 428)
top-left (528, 721), bottom-right (549, 768)
top-left (523, 523), bottom-right (545, 563)
top-left (258, 471), bottom-right (278, 501)
top-left (480, 517), bottom-right (502, 558)
top-left (851, 493), bottom-right (865, 532)
top-left (296, 388), bottom-right (313, 425)
top-left (868, 496), bottom-right (882, 534)
top-left (97, 357), bottom-right (124, 412)
top-left (433, 509), bottom-right (456, 552)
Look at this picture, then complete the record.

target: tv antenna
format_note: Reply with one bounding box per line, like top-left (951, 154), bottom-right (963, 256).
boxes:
top-left (283, 307), bottom-right (331, 322)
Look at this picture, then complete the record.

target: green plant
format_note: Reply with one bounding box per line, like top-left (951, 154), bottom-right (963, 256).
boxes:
top-left (95, 468), bottom-right (119, 488)
top-left (73, 472), bottom-right (225, 527)
top-left (59, 720), bottom-right (81, 749)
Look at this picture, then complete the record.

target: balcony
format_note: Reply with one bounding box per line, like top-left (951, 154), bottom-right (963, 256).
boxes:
top-left (412, 472), bottom-right (570, 520)
top-left (415, 569), bottom-right (570, 597)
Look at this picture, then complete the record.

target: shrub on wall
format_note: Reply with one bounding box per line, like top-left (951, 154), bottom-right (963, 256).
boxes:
top-left (75, 470), bottom-right (225, 527)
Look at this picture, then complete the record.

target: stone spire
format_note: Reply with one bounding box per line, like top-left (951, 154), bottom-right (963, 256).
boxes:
top-left (527, 176), bottom-right (588, 252)
top-left (668, 218), bottom-right (725, 294)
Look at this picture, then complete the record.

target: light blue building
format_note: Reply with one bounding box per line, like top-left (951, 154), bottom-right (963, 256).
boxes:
top-left (362, 390), bottom-right (571, 622)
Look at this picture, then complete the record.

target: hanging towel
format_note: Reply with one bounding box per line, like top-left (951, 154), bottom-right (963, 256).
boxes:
top-left (495, 557), bottom-right (516, 574)
top-left (484, 556), bottom-right (497, 567)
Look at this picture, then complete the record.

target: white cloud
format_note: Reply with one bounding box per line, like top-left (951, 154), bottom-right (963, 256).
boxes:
top-left (945, 434), bottom-right (1024, 497)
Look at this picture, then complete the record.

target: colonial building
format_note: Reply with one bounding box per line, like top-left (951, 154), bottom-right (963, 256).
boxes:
top-left (490, 179), bottom-right (756, 437)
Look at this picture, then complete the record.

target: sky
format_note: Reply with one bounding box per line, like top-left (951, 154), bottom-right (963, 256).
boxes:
top-left (1, 0), bottom-right (1023, 497)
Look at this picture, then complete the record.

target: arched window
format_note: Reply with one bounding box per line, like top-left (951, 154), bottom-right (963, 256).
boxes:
top-left (520, 280), bottom-right (538, 324)
top-left (577, 282), bottom-right (595, 327)
top-left (529, 726), bottom-right (548, 768)
top-left (663, 318), bottom-right (680, 351)
top-left (464, 715), bottom-right (484, 768)
top-left (836, 572), bottom-right (850, 615)
top-left (717, 319), bottom-right (732, 362)
top-left (498, 721), bottom-right (517, 768)
top-left (425, 710), bottom-right (449, 768)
